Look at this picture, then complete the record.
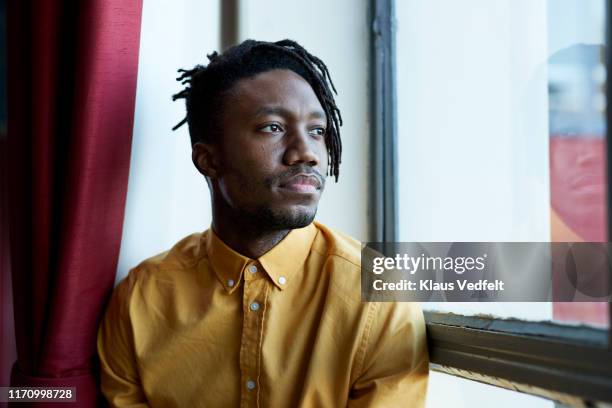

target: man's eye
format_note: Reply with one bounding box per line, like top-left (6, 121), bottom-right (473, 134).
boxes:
top-left (260, 124), bottom-right (283, 133)
top-left (310, 127), bottom-right (326, 136)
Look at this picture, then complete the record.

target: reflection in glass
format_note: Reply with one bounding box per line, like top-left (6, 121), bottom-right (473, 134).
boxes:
top-left (547, 0), bottom-right (608, 327)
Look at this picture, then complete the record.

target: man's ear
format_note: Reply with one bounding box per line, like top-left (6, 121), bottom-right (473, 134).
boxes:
top-left (192, 142), bottom-right (220, 178)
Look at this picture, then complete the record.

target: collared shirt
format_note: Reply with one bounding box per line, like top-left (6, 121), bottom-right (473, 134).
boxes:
top-left (97, 221), bottom-right (429, 407)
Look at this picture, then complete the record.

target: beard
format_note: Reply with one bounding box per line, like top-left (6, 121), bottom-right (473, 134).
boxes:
top-left (216, 165), bottom-right (324, 233)
top-left (249, 204), bottom-right (317, 231)
top-left (234, 168), bottom-right (323, 231)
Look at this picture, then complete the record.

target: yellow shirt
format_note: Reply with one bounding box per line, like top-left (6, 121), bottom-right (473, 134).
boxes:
top-left (97, 222), bottom-right (428, 407)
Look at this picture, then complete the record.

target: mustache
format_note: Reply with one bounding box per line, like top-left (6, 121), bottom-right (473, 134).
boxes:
top-left (268, 166), bottom-right (326, 189)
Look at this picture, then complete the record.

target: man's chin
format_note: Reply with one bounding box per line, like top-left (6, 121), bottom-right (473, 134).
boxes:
top-left (256, 205), bottom-right (317, 230)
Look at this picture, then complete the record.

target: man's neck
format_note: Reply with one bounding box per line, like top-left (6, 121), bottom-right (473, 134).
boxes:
top-left (211, 213), bottom-right (290, 259)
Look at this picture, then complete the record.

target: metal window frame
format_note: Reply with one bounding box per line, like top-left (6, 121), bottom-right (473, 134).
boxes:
top-left (220, 0), bottom-right (239, 51)
top-left (371, 0), bottom-right (612, 405)
top-left (427, 312), bottom-right (612, 406)
top-left (370, 0), bottom-right (398, 243)
top-left (606, 0), bottom-right (612, 346)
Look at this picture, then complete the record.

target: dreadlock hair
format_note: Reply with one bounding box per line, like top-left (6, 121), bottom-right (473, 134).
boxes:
top-left (172, 39), bottom-right (343, 181)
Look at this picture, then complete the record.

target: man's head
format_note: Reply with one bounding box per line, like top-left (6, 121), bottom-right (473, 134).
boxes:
top-left (173, 39), bottom-right (342, 231)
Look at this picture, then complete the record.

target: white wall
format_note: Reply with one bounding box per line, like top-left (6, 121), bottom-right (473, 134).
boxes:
top-left (116, 0), bottom-right (219, 281)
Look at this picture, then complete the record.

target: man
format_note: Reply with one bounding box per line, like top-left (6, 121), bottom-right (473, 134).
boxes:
top-left (97, 39), bottom-right (428, 407)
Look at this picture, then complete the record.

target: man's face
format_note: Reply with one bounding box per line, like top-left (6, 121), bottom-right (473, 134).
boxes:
top-left (197, 69), bottom-right (329, 230)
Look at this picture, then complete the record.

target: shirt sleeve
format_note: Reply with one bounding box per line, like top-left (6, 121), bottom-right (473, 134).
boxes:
top-left (97, 271), bottom-right (150, 407)
top-left (348, 301), bottom-right (429, 407)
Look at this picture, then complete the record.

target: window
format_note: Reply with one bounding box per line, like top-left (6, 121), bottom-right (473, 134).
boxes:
top-left (372, 0), bottom-right (612, 405)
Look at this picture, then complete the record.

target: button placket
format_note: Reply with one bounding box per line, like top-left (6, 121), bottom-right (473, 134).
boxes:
top-left (239, 263), bottom-right (268, 406)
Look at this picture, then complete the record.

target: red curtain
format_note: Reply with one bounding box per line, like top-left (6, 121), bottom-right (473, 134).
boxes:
top-left (6, 0), bottom-right (143, 406)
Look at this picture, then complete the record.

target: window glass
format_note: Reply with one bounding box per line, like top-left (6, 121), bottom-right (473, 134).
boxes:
top-left (396, 0), bottom-right (608, 327)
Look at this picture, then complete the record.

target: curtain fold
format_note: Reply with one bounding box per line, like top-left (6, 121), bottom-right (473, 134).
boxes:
top-left (6, 0), bottom-right (143, 405)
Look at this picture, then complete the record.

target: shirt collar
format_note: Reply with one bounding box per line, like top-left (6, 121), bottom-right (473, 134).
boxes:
top-left (204, 223), bottom-right (318, 293)
top-left (258, 223), bottom-right (317, 290)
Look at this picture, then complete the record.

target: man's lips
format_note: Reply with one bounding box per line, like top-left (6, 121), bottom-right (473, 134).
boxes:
top-left (279, 174), bottom-right (322, 193)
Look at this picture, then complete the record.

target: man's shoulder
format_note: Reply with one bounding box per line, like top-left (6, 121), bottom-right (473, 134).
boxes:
top-left (312, 221), bottom-right (362, 269)
top-left (123, 231), bottom-right (206, 285)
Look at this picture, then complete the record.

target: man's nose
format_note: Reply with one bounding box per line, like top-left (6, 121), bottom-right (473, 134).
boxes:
top-left (283, 127), bottom-right (320, 166)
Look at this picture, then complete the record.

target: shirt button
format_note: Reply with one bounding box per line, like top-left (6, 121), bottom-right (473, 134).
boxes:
top-left (248, 265), bottom-right (258, 274)
top-left (278, 276), bottom-right (287, 285)
top-left (246, 380), bottom-right (256, 390)
top-left (227, 279), bottom-right (235, 287)
top-left (249, 302), bottom-right (260, 311)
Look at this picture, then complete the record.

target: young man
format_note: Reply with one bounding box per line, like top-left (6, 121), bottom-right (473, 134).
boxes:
top-left (97, 39), bottom-right (428, 407)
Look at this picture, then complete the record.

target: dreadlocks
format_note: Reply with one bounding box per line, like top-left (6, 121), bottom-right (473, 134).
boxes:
top-left (172, 39), bottom-right (343, 181)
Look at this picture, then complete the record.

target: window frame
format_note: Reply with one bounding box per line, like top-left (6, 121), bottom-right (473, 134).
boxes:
top-left (370, 0), bottom-right (612, 405)
top-left (427, 312), bottom-right (611, 405)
